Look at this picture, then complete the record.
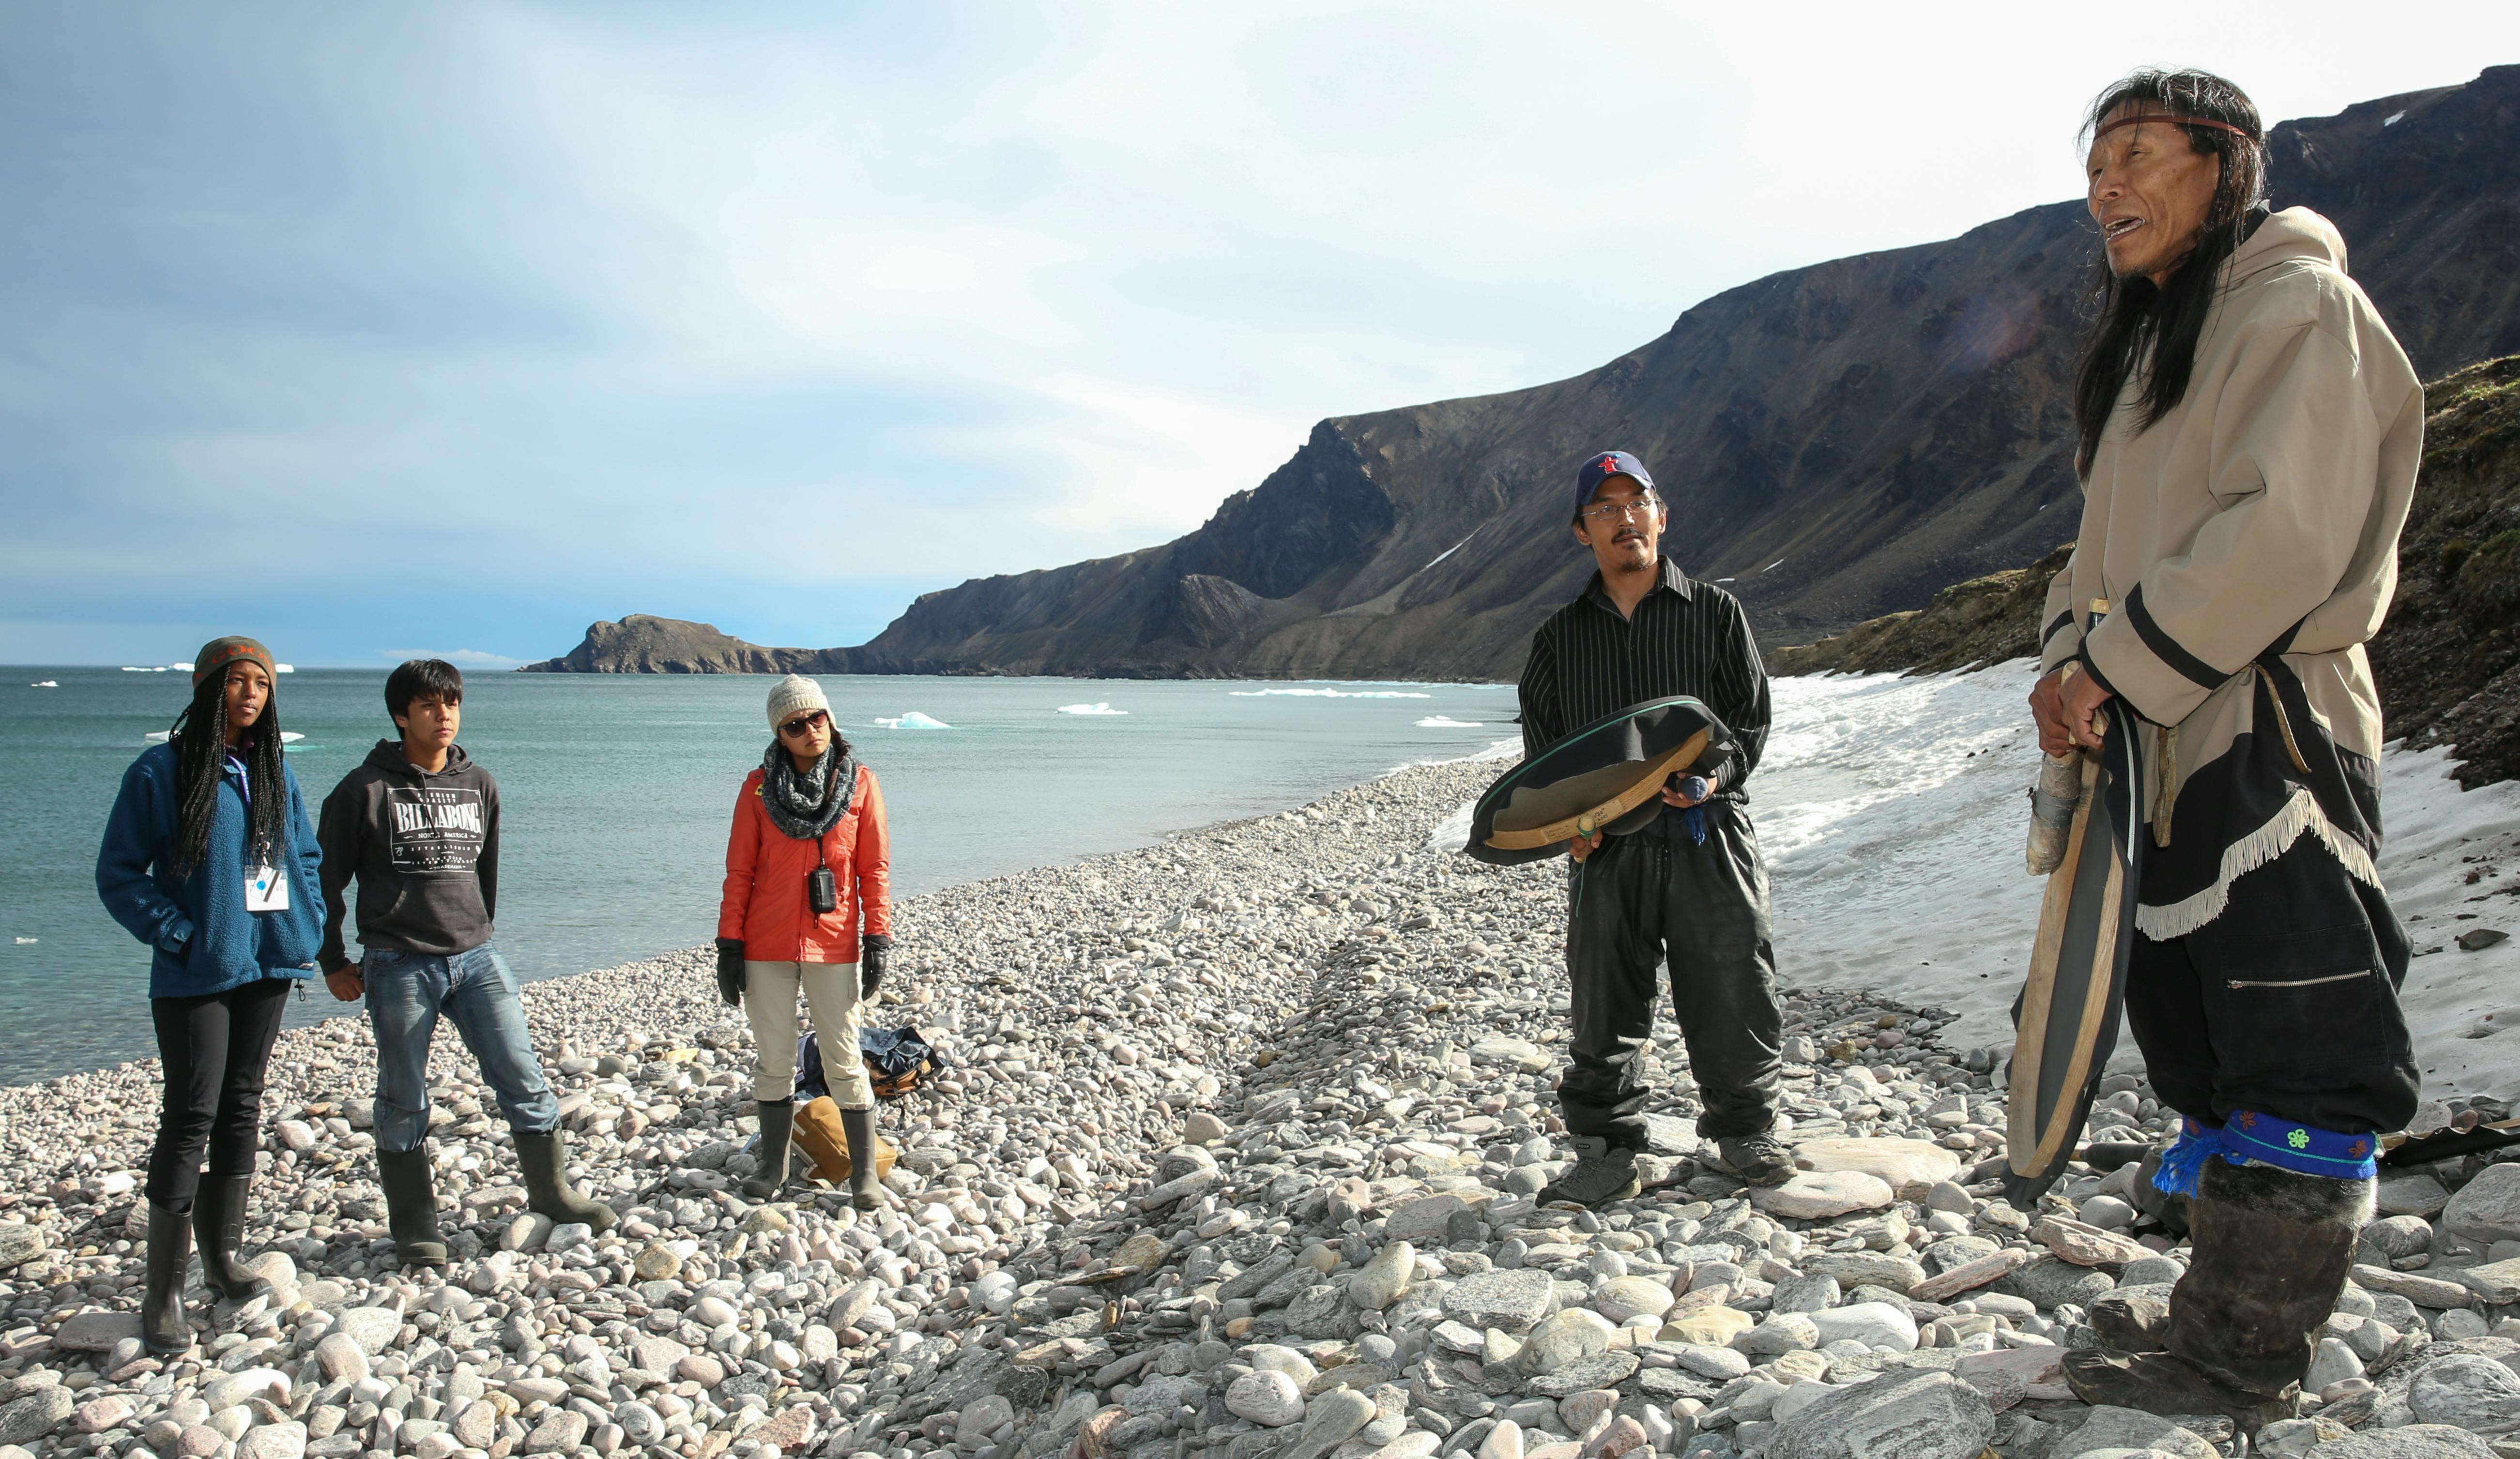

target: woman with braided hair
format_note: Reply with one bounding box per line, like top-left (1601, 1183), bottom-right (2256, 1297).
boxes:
top-left (97, 638), bottom-right (325, 1355)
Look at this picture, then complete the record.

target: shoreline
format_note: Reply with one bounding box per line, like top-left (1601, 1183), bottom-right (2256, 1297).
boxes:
top-left (0, 747), bottom-right (2382, 1459)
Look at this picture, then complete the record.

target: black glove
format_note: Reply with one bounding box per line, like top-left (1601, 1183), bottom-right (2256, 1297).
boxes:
top-left (714, 938), bottom-right (746, 1006)
top-left (860, 933), bottom-right (892, 999)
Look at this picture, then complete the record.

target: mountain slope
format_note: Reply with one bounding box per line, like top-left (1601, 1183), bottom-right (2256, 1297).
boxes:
top-left (1770, 356), bottom-right (2520, 789)
top-left (538, 66), bottom-right (2520, 681)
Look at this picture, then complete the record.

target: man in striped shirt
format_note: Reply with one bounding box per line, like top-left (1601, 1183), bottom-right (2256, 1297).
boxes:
top-left (1518, 450), bottom-right (1790, 1203)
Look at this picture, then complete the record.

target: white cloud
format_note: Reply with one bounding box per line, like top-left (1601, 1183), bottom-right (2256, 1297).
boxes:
top-left (4, 1), bottom-right (2518, 664)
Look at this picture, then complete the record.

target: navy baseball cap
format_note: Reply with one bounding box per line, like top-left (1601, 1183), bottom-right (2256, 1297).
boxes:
top-left (1574, 450), bottom-right (1654, 512)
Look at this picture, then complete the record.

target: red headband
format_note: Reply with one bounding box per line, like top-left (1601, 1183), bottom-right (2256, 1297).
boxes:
top-left (2094, 112), bottom-right (2257, 144)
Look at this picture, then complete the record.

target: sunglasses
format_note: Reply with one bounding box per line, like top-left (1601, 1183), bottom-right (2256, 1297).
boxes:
top-left (779, 710), bottom-right (829, 738)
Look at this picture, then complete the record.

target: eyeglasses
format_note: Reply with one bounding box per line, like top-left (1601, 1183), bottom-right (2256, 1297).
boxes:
top-left (1579, 493), bottom-right (1661, 524)
top-left (779, 711), bottom-right (829, 738)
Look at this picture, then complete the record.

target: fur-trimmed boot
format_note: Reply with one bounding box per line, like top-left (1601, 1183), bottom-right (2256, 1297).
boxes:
top-left (140, 1203), bottom-right (194, 1355)
top-left (514, 1128), bottom-right (618, 1231)
top-left (739, 1100), bottom-right (794, 1201)
top-left (841, 1106), bottom-right (888, 1211)
top-left (190, 1174), bottom-right (273, 1303)
top-left (377, 1145), bottom-right (449, 1267)
top-left (2065, 1158), bottom-right (2371, 1433)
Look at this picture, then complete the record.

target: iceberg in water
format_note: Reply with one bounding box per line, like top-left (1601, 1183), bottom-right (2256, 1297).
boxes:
top-left (1416, 715), bottom-right (1485, 729)
top-left (275, 664), bottom-right (294, 673)
top-left (873, 712), bottom-right (952, 730)
top-left (1228, 687), bottom-right (1431, 699)
top-left (29, 680), bottom-right (57, 688)
top-left (1058, 702), bottom-right (1128, 716)
top-left (144, 730), bottom-right (304, 745)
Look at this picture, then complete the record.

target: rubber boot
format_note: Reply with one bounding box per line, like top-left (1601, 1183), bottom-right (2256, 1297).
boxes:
top-left (841, 1106), bottom-right (888, 1211)
top-left (140, 1203), bottom-right (194, 1355)
top-left (190, 1174), bottom-right (272, 1303)
top-left (514, 1128), bottom-right (618, 1231)
top-left (2064, 1158), bottom-right (2370, 1434)
top-left (376, 1145), bottom-right (449, 1268)
top-left (740, 1099), bottom-right (794, 1201)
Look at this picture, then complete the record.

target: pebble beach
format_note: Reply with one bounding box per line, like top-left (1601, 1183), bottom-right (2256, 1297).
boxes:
top-left (4, 757), bottom-right (2520, 1459)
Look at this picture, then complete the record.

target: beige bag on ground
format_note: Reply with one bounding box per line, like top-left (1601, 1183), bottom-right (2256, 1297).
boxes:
top-left (792, 1095), bottom-right (898, 1184)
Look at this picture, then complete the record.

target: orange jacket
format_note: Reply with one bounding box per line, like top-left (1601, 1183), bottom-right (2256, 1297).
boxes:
top-left (717, 762), bottom-right (891, 963)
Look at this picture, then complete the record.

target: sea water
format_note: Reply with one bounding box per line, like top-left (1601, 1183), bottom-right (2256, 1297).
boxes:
top-left (0, 669), bottom-right (1518, 1086)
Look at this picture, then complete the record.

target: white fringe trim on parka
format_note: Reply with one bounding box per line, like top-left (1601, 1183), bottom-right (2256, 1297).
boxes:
top-left (2133, 783), bottom-right (2383, 940)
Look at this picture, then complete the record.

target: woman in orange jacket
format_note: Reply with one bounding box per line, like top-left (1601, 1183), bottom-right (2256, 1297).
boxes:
top-left (716, 675), bottom-right (893, 1207)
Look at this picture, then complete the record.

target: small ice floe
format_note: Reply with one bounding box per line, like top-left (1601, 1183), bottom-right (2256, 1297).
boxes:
top-left (144, 730), bottom-right (170, 743)
top-left (873, 712), bottom-right (952, 730)
top-left (144, 730), bottom-right (304, 745)
top-left (1057, 702), bottom-right (1128, 716)
top-left (121, 666), bottom-right (161, 673)
top-left (281, 731), bottom-right (303, 742)
top-left (1228, 687), bottom-right (1432, 699)
top-left (29, 680), bottom-right (57, 688)
top-left (171, 661), bottom-right (194, 672)
top-left (275, 663), bottom-right (294, 673)
top-left (13, 937), bottom-right (35, 945)
top-left (1416, 715), bottom-right (1485, 729)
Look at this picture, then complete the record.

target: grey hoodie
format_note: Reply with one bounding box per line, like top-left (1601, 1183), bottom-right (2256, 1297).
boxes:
top-left (317, 740), bottom-right (501, 971)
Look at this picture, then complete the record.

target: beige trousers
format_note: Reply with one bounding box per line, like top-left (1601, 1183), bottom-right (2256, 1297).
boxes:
top-left (745, 959), bottom-right (873, 1108)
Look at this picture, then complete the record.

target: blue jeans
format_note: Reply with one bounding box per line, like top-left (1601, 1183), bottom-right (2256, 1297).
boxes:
top-left (364, 943), bottom-right (560, 1155)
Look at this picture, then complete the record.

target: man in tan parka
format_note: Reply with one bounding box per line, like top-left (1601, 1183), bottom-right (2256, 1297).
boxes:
top-left (2029, 69), bottom-right (2424, 1430)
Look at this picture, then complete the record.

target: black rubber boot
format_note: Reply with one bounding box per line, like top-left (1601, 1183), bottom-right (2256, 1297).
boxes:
top-left (140, 1203), bottom-right (194, 1355)
top-left (741, 1099), bottom-right (794, 1201)
top-left (1538, 1137), bottom-right (1641, 1208)
top-left (2064, 1158), bottom-right (2370, 1434)
top-left (514, 1127), bottom-right (617, 1231)
top-left (841, 1106), bottom-right (888, 1210)
top-left (190, 1174), bottom-right (272, 1303)
top-left (376, 1145), bottom-right (449, 1268)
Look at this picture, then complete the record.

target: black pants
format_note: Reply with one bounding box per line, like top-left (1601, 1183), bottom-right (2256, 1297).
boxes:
top-left (2124, 836), bottom-right (2419, 1137)
top-left (1560, 803), bottom-right (1782, 1147)
top-left (147, 975), bottom-right (291, 1210)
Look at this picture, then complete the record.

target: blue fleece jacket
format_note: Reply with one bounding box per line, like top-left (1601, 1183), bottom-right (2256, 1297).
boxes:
top-left (96, 743), bottom-right (325, 998)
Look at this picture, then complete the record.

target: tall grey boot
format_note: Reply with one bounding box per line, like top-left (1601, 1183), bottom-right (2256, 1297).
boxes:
top-left (376, 1146), bottom-right (449, 1268)
top-left (514, 1128), bottom-right (617, 1231)
top-left (2065, 1158), bottom-right (2370, 1433)
top-left (741, 1100), bottom-right (794, 1201)
top-left (841, 1106), bottom-right (887, 1210)
top-left (141, 1203), bottom-right (193, 1355)
top-left (190, 1174), bottom-right (272, 1303)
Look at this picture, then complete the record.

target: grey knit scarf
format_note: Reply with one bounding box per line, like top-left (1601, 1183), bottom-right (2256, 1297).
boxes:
top-left (759, 742), bottom-right (856, 841)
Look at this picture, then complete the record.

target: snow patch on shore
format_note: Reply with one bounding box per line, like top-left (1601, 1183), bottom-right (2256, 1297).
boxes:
top-left (1432, 662), bottom-right (2520, 1097)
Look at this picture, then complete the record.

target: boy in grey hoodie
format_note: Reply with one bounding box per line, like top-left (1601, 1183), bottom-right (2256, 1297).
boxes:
top-left (318, 659), bottom-right (612, 1266)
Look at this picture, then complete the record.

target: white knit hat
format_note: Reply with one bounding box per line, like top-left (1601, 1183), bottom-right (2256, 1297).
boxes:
top-left (766, 674), bottom-right (831, 729)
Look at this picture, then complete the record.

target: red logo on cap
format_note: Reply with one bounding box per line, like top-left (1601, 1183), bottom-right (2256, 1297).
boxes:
top-left (1595, 455), bottom-right (1621, 472)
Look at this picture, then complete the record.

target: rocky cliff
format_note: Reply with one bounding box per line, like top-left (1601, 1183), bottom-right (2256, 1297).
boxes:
top-left (1772, 356), bottom-right (2520, 788)
top-left (539, 67), bottom-right (2520, 682)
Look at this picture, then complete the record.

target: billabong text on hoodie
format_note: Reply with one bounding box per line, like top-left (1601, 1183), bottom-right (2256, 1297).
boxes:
top-left (316, 740), bottom-right (501, 971)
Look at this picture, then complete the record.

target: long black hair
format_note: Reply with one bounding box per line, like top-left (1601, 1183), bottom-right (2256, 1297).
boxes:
top-left (167, 669), bottom-right (288, 877)
top-left (2071, 69), bottom-right (2268, 477)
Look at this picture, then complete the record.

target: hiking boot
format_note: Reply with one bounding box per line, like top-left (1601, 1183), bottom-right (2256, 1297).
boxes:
top-left (739, 1100), bottom-right (794, 1201)
top-left (1712, 1131), bottom-right (1797, 1187)
top-left (1538, 1138), bottom-right (1641, 1208)
top-left (376, 1145), bottom-right (449, 1268)
top-left (841, 1106), bottom-right (890, 1211)
top-left (2066, 1156), bottom-right (2368, 1435)
top-left (191, 1175), bottom-right (272, 1303)
top-left (141, 1203), bottom-right (193, 1355)
top-left (515, 1128), bottom-right (619, 1231)
top-left (2088, 1292), bottom-right (2170, 1352)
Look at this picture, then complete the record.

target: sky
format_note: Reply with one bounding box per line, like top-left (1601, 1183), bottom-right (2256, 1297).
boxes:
top-left (4, 3), bottom-right (2517, 668)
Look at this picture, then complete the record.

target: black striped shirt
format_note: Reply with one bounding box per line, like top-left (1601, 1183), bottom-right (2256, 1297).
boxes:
top-left (1516, 557), bottom-right (1772, 797)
